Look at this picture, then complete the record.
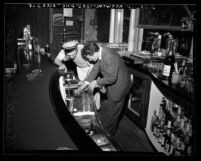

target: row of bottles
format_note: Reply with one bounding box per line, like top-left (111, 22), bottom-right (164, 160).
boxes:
top-left (161, 36), bottom-right (194, 94)
top-left (176, 60), bottom-right (194, 93)
top-left (150, 97), bottom-right (193, 156)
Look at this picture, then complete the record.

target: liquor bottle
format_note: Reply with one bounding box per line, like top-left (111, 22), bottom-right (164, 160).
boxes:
top-left (179, 59), bottom-right (186, 75)
top-left (159, 98), bottom-right (167, 125)
top-left (158, 35), bottom-right (162, 49)
top-left (156, 118), bottom-right (162, 140)
top-left (164, 108), bottom-right (173, 129)
top-left (175, 142), bottom-right (182, 156)
top-left (164, 128), bottom-right (171, 152)
top-left (169, 129), bottom-right (176, 155)
top-left (159, 103), bottom-right (164, 120)
top-left (172, 103), bottom-right (178, 119)
top-left (158, 121), bottom-right (165, 145)
top-left (45, 44), bottom-right (50, 53)
top-left (173, 115), bottom-right (181, 131)
top-left (179, 117), bottom-right (183, 131)
top-left (186, 135), bottom-right (192, 156)
top-left (161, 126), bottom-right (167, 147)
top-left (161, 97), bottom-right (167, 110)
top-left (156, 123), bottom-right (161, 141)
top-left (151, 110), bottom-right (157, 132)
top-left (162, 40), bottom-right (176, 81)
top-left (174, 134), bottom-right (182, 156)
top-left (153, 116), bottom-right (159, 136)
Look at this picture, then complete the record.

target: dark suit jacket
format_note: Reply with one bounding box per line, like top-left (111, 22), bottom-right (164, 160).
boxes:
top-left (86, 47), bottom-right (132, 102)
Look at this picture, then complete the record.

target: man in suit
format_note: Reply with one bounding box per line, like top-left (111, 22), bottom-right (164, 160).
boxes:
top-left (77, 41), bottom-right (132, 136)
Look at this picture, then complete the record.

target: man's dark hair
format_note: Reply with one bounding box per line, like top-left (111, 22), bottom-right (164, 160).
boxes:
top-left (64, 48), bottom-right (75, 54)
top-left (81, 41), bottom-right (99, 60)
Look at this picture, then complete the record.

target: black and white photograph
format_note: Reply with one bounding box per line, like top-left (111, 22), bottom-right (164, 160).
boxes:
top-left (3, 2), bottom-right (198, 157)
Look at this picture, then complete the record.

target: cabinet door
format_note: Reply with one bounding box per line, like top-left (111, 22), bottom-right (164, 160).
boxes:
top-left (125, 68), bottom-right (151, 128)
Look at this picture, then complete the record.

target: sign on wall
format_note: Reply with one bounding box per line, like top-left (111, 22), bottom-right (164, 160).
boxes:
top-left (65, 20), bottom-right (74, 26)
top-left (63, 8), bottom-right (73, 17)
top-left (52, 13), bottom-right (64, 26)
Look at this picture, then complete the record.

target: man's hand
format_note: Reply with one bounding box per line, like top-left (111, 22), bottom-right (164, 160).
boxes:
top-left (78, 80), bottom-right (85, 86)
top-left (100, 86), bottom-right (106, 94)
top-left (74, 81), bottom-right (89, 95)
top-left (73, 87), bottom-right (82, 95)
top-left (89, 80), bottom-right (98, 92)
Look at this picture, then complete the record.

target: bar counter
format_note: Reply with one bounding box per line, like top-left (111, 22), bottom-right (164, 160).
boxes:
top-left (49, 69), bottom-right (120, 152)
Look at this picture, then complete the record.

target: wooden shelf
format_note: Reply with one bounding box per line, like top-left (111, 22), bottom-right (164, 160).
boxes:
top-left (137, 25), bottom-right (182, 31)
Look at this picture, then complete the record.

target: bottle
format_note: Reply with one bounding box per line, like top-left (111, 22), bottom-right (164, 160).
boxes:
top-left (174, 136), bottom-right (182, 156)
top-left (179, 59), bottom-right (186, 75)
top-left (186, 135), bottom-right (192, 156)
top-left (45, 44), bottom-right (50, 53)
top-left (162, 39), bottom-right (176, 81)
top-left (156, 118), bottom-right (161, 139)
top-left (158, 121), bottom-right (165, 145)
top-left (164, 128), bottom-right (171, 152)
top-left (169, 130), bottom-right (176, 155)
top-left (161, 126), bottom-right (166, 147)
top-left (151, 110), bottom-right (157, 132)
top-left (178, 60), bottom-right (186, 86)
top-left (45, 43), bottom-right (51, 62)
top-left (172, 103), bottom-right (178, 119)
top-left (158, 35), bottom-right (162, 49)
top-left (153, 116), bottom-right (159, 136)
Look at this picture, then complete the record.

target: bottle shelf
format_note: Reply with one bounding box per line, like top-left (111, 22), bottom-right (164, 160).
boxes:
top-left (148, 96), bottom-right (193, 156)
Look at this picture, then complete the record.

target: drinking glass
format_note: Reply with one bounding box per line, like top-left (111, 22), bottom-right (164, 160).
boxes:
top-left (37, 52), bottom-right (41, 69)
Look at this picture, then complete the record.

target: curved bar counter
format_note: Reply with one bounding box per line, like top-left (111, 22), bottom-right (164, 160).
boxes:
top-left (49, 70), bottom-right (120, 152)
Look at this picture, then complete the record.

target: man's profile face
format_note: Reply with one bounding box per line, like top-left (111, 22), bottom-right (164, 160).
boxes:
top-left (86, 51), bottom-right (99, 63)
top-left (65, 48), bottom-right (77, 60)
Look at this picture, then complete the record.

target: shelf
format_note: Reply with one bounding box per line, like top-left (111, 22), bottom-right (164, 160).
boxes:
top-left (137, 25), bottom-right (182, 31)
top-left (146, 129), bottom-right (169, 156)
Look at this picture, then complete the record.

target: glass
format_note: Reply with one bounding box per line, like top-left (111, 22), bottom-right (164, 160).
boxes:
top-left (37, 52), bottom-right (41, 69)
top-left (34, 45), bottom-right (41, 69)
top-left (24, 47), bottom-right (30, 64)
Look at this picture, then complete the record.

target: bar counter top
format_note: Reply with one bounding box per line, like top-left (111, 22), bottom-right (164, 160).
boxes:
top-left (123, 58), bottom-right (194, 105)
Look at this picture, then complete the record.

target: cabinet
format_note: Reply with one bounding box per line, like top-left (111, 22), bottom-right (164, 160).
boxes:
top-left (124, 61), bottom-right (194, 156)
top-left (125, 66), bottom-right (151, 128)
top-left (140, 27), bottom-right (193, 58)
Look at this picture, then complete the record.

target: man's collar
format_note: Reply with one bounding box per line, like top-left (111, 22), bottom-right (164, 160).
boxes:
top-left (99, 47), bottom-right (102, 60)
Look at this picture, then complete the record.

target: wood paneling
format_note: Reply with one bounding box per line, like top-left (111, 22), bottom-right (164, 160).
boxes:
top-left (50, 8), bottom-right (83, 58)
